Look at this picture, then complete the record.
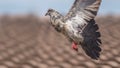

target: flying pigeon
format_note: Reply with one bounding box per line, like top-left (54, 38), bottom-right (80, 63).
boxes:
top-left (45, 0), bottom-right (102, 60)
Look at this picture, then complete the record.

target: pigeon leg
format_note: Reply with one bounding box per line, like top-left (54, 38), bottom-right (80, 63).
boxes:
top-left (72, 42), bottom-right (78, 51)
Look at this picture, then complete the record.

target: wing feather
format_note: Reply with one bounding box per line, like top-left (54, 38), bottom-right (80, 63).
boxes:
top-left (81, 19), bottom-right (101, 59)
top-left (65, 0), bottom-right (101, 21)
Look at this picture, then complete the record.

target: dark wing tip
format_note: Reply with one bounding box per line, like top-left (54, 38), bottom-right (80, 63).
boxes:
top-left (81, 19), bottom-right (102, 60)
top-left (81, 39), bottom-right (101, 60)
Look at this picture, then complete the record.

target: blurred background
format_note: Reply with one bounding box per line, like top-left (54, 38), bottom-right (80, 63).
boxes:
top-left (0, 0), bottom-right (120, 68)
top-left (0, 0), bottom-right (120, 15)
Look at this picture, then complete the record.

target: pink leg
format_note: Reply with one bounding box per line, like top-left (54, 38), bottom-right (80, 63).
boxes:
top-left (72, 42), bottom-right (78, 52)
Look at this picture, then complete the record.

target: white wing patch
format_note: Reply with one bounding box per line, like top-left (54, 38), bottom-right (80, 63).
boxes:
top-left (66, 15), bottom-right (87, 32)
top-left (64, 15), bottom-right (87, 42)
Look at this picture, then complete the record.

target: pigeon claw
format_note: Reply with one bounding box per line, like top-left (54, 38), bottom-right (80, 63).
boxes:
top-left (72, 42), bottom-right (78, 52)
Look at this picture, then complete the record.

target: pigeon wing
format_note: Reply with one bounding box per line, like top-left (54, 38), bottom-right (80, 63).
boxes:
top-left (65, 0), bottom-right (101, 21)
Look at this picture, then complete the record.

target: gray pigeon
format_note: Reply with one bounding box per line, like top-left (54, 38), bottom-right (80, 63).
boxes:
top-left (45, 0), bottom-right (102, 60)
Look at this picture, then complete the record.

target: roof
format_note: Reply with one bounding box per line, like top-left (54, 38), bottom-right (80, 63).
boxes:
top-left (0, 15), bottom-right (120, 68)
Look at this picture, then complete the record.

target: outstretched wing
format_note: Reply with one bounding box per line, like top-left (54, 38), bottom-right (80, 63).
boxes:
top-left (65, 0), bottom-right (101, 21)
top-left (64, 0), bottom-right (102, 59)
top-left (81, 19), bottom-right (101, 60)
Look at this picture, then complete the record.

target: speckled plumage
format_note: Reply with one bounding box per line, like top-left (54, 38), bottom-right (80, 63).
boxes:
top-left (45, 0), bottom-right (102, 60)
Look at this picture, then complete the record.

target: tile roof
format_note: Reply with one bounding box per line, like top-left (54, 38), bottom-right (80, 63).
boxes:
top-left (0, 15), bottom-right (120, 68)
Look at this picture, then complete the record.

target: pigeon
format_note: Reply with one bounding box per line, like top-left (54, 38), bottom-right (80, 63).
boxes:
top-left (45, 0), bottom-right (102, 60)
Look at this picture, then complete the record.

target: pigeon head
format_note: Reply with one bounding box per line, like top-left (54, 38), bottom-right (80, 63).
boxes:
top-left (45, 8), bottom-right (64, 32)
top-left (45, 8), bottom-right (62, 19)
top-left (45, 8), bottom-right (55, 16)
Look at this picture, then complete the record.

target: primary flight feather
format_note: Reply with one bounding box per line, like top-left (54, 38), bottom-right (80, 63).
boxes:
top-left (45, 0), bottom-right (102, 60)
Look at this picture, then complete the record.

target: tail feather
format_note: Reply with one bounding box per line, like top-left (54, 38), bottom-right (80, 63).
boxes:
top-left (81, 19), bottom-right (101, 60)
